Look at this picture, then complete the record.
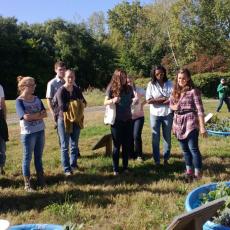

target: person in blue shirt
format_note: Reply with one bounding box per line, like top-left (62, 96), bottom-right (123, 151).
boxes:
top-left (16, 76), bottom-right (47, 192)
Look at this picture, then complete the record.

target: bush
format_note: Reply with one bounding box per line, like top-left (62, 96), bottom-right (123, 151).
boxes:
top-left (184, 55), bottom-right (229, 74)
top-left (192, 72), bottom-right (230, 98)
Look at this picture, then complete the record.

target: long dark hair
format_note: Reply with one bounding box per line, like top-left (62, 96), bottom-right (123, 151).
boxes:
top-left (172, 68), bottom-right (195, 101)
top-left (150, 65), bottom-right (168, 84)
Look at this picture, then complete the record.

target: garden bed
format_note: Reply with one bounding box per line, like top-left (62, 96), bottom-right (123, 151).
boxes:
top-left (185, 182), bottom-right (230, 230)
top-left (206, 116), bottom-right (230, 137)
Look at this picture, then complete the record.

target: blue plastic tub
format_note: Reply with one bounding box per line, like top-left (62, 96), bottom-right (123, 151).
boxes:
top-left (185, 182), bottom-right (230, 230)
top-left (207, 130), bottom-right (230, 137)
top-left (9, 224), bottom-right (63, 230)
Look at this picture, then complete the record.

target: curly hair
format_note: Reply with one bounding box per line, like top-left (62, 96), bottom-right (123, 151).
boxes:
top-left (108, 69), bottom-right (131, 97)
top-left (172, 68), bottom-right (195, 101)
top-left (150, 65), bottom-right (168, 84)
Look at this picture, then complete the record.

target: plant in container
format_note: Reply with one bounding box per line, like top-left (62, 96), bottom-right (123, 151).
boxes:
top-left (185, 182), bottom-right (230, 230)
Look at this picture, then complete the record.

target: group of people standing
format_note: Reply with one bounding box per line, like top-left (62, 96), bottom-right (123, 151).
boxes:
top-left (0, 62), bottom-right (228, 191)
top-left (15, 61), bottom-right (86, 192)
top-left (105, 66), bottom-right (207, 182)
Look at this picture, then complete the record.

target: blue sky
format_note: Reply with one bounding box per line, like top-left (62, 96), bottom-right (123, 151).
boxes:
top-left (0, 0), bottom-right (153, 24)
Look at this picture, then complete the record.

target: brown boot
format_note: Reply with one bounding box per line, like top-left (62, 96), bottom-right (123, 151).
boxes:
top-left (24, 176), bottom-right (35, 192)
top-left (36, 172), bottom-right (45, 188)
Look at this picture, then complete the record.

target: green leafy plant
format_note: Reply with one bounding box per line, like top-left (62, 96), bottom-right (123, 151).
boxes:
top-left (200, 182), bottom-right (230, 227)
top-left (214, 208), bottom-right (230, 226)
top-left (206, 115), bottom-right (230, 132)
top-left (45, 194), bottom-right (77, 222)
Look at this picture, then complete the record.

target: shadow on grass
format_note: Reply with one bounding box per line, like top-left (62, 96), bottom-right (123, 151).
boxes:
top-left (0, 155), bottom-right (229, 214)
top-left (0, 177), bottom-right (23, 189)
top-left (0, 173), bottom-right (188, 214)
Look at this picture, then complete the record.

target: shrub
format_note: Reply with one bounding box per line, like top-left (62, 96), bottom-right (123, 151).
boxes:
top-left (206, 115), bottom-right (230, 132)
top-left (192, 72), bottom-right (230, 98)
top-left (184, 55), bottom-right (229, 74)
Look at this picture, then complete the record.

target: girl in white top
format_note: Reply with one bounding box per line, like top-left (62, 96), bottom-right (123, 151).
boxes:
top-left (127, 76), bottom-right (146, 161)
top-left (146, 66), bottom-right (173, 166)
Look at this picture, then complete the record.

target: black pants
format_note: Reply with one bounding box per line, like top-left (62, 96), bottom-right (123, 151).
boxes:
top-left (216, 97), bottom-right (230, 112)
top-left (111, 119), bottom-right (132, 172)
top-left (130, 116), bottom-right (144, 159)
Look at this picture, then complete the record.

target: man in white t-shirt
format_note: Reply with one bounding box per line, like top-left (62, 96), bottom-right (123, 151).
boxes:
top-left (46, 61), bottom-right (66, 122)
top-left (0, 84), bottom-right (8, 175)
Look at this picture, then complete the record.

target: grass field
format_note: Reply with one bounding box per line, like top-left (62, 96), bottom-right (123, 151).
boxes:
top-left (1, 98), bottom-right (230, 230)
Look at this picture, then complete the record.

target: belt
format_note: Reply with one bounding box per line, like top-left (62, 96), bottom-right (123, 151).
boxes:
top-left (174, 109), bottom-right (196, 115)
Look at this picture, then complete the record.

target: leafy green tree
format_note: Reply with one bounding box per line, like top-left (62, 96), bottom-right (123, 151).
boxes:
top-left (53, 22), bottom-right (115, 88)
top-left (166, 0), bottom-right (230, 67)
top-left (0, 17), bottom-right (25, 98)
top-left (108, 1), bottom-right (166, 76)
top-left (87, 11), bottom-right (107, 41)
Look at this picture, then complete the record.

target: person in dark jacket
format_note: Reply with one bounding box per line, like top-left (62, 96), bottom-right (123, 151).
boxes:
top-left (56, 69), bottom-right (86, 176)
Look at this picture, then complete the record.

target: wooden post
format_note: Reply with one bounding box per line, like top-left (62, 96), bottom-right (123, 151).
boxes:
top-left (92, 134), bottom-right (112, 156)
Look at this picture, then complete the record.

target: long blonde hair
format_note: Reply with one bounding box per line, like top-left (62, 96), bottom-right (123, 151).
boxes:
top-left (17, 76), bottom-right (35, 94)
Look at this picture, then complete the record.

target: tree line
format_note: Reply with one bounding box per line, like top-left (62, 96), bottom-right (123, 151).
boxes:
top-left (0, 0), bottom-right (229, 99)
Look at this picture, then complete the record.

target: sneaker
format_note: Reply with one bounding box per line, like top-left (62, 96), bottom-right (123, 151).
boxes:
top-left (24, 184), bottom-right (36, 192)
top-left (65, 171), bottom-right (73, 177)
top-left (137, 157), bottom-right (144, 162)
top-left (194, 172), bottom-right (202, 181)
top-left (113, 171), bottom-right (119, 176)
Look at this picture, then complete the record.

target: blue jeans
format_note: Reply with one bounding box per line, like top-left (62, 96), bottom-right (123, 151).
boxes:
top-left (111, 119), bottom-right (132, 172)
top-left (178, 129), bottom-right (202, 170)
top-left (21, 130), bottom-right (45, 177)
top-left (150, 113), bottom-right (173, 164)
top-left (216, 97), bottom-right (230, 112)
top-left (131, 117), bottom-right (144, 158)
top-left (57, 119), bottom-right (80, 173)
top-left (0, 136), bottom-right (6, 167)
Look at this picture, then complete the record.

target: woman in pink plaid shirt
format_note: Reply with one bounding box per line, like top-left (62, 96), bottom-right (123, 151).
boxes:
top-left (169, 68), bottom-right (207, 182)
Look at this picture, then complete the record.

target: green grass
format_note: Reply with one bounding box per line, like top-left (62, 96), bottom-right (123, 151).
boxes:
top-left (1, 100), bottom-right (229, 229)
